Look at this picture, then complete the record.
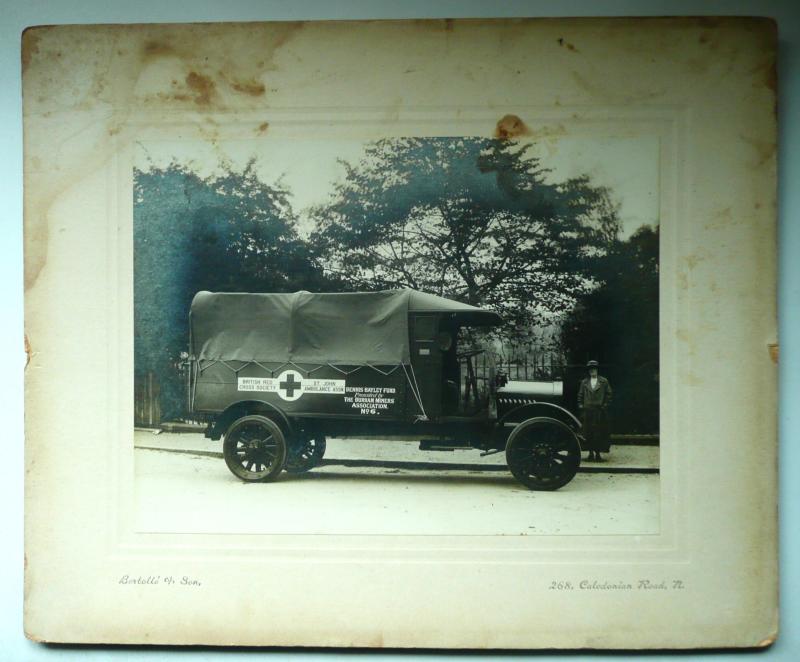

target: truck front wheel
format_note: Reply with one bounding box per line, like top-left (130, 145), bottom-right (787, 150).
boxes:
top-left (223, 415), bottom-right (287, 482)
top-left (505, 417), bottom-right (581, 491)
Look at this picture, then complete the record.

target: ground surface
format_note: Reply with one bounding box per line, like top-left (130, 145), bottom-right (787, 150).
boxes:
top-left (134, 432), bottom-right (660, 536)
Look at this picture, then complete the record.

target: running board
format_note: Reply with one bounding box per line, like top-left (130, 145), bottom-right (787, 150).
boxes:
top-left (418, 440), bottom-right (473, 452)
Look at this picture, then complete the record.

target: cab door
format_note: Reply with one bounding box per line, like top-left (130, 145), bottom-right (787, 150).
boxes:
top-left (409, 314), bottom-right (442, 419)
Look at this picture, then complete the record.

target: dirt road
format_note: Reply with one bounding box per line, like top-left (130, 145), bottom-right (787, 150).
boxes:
top-left (134, 443), bottom-right (660, 536)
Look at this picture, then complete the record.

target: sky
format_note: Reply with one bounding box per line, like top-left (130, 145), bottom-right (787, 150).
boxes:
top-left (135, 134), bottom-right (660, 239)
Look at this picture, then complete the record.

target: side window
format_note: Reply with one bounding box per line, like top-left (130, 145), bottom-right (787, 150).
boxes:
top-left (413, 315), bottom-right (437, 358)
top-left (413, 315), bottom-right (437, 341)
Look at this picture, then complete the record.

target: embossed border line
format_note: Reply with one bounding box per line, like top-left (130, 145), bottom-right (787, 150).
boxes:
top-left (107, 106), bottom-right (689, 565)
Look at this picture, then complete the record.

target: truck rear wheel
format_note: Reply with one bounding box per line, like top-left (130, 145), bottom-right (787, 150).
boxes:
top-left (285, 434), bottom-right (327, 474)
top-left (223, 415), bottom-right (287, 482)
top-left (505, 417), bottom-right (581, 491)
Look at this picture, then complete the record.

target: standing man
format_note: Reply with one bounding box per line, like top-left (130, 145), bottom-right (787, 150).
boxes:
top-left (577, 360), bottom-right (613, 462)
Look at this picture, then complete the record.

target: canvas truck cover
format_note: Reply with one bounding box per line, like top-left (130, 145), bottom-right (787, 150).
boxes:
top-left (191, 290), bottom-right (410, 366)
top-left (190, 289), bottom-right (501, 368)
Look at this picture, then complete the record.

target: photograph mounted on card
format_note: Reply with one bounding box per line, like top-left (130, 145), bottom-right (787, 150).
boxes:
top-left (23, 18), bottom-right (777, 648)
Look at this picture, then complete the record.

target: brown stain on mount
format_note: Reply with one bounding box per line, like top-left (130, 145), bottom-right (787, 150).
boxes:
top-left (21, 27), bottom-right (44, 74)
top-left (142, 40), bottom-right (176, 58)
top-left (23, 25), bottom-right (307, 292)
top-left (185, 71), bottom-right (216, 105)
top-left (135, 23), bottom-right (306, 107)
top-left (269, 21), bottom-right (305, 50)
top-left (768, 343), bottom-right (779, 365)
top-left (557, 37), bottom-right (578, 52)
top-left (741, 134), bottom-right (776, 167)
top-left (704, 206), bottom-right (738, 232)
top-left (231, 79), bottom-right (266, 97)
top-left (256, 122), bottom-right (269, 135)
top-left (495, 114), bottom-right (530, 139)
top-left (682, 253), bottom-right (705, 270)
top-left (697, 31), bottom-right (722, 51)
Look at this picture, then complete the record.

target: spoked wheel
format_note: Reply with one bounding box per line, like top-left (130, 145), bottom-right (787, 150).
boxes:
top-left (505, 417), bottom-right (581, 491)
top-left (285, 434), bottom-right (327, 474)
top-left (223, 415), bottom-right (287, 482)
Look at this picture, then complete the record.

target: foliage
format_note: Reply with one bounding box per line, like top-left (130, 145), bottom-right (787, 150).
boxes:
top-left (560, 226), bottom-right (660, 433)
top-left (310, 137), bottom-right (620, 336)
top-left (134, 161), bottom-right (328, 419)
top-left (133, 140), bottom-right (655, 427)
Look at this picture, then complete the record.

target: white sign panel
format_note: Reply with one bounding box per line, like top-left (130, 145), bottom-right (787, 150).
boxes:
top-left (237, 370), bottom-right (345, 401)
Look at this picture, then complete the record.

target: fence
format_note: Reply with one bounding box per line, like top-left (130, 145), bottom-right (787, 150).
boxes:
top-left (133, 371), bottom-right (161, 427)
top-left (134, 360), bottom-right (211, 428)
top-left (494, 353), bottom-right (564, 382)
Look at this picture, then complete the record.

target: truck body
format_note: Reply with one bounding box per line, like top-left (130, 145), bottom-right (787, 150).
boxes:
top-left (190, 289), bottom-right (582, 490)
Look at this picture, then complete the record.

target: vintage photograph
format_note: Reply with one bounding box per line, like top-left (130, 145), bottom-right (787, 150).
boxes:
top-left (22, 18), bottom-right (778, 648)
top-left (132, 129), bottom-right (660, 536)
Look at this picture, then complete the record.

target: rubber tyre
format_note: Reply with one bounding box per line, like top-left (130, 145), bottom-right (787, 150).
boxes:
top-left (223, 415), bottom-right (287, 482)
top-left (285, 435), bottom-right (327, 474)
top-left (506, 417), bottom-right (581, 491)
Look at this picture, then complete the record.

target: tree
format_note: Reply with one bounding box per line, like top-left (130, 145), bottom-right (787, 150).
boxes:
top-left (134, 161), bottom-right (328, 420)
top-left (560, 225), bottom-right (659, 433)
top-left (310, 137), bottom-right (620, 334)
